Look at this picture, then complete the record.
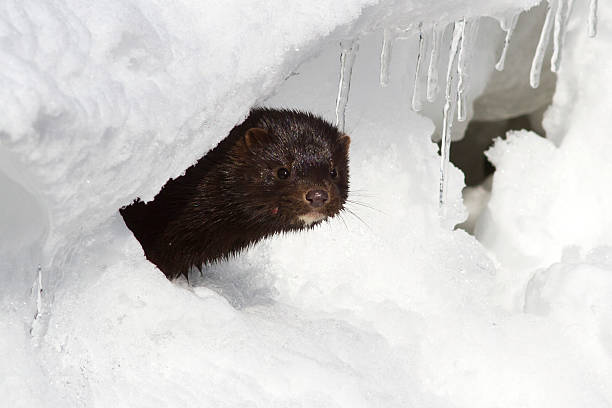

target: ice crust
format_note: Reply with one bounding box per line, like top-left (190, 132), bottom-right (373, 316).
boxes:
top-left (2, 0), bottom-right (612, 407)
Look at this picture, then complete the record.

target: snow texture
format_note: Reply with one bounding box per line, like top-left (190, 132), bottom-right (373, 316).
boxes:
top-left (2, 0), bottom-right (611, 407)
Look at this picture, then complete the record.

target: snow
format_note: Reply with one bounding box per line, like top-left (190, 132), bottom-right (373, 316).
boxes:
top-left (2, 0), bottom-right (612, 407)
top-left (526, 247), bottom-right (612, 346)
top-left (477, 0), bottom-right (612, 279)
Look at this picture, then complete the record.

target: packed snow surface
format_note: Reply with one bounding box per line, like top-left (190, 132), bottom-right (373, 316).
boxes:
top-left (2, 0), bottom-right (611, 407)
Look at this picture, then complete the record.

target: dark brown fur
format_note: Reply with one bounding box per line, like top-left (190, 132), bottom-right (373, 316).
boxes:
top-left (120, 108), bottom-right (350, 280)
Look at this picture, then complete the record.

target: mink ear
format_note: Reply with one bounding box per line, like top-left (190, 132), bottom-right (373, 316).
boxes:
top-left (243, 128), bottom-right (270, 152)
top-left (339, 133), bottom-right (351, 151)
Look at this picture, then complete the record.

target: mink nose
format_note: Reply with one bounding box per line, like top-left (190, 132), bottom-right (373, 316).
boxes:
top-left (305, 189), bottom-right (328, 208)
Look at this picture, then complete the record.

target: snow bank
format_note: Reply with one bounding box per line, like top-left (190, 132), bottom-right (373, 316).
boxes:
top-left (0, 0), bottom-right (377, 283)
top-left (2, 0), bottom-right (612, 407)
top-left (0, 0), bottom-right (536, 292)
top-left (476, 1), bottom-right (612, 306)
top-left (526, 247), bottom-right (612, 353)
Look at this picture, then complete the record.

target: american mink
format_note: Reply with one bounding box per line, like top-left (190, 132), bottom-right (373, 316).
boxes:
top-left (120, 108), bottom-right (350, 280)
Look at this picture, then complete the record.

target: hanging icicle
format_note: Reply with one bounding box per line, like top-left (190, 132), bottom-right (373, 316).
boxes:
top-left (427, 23), bottom-right (444, 102)
top-left (456, 19), bottom-right (480, 122)
top-left (456, 21), bottom-right (470, 122)
top-left (551, 0), bottom-right (570, 72)
top-left (29, 265), bottom-right (44, 336)
top-left (588, 0), bottom-right (598, 37)
top-left (412, 23), bottom-right (427, 112)
top-left (530, 1), bottom-right (555, 88)
top-left (495, 13), bottom-right (520, 71)
top-left (335, 39), bottom-right (359, 132)
top-left (379, 28), bottom-right (394, 87)
top-left (439, 19), bottom-right (464, 208)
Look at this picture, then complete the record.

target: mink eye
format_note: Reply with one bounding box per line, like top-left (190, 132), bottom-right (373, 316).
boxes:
top-left (330, 168), bottom-right (338, 178)
top-left (277, 167), bottom-right (290, 179)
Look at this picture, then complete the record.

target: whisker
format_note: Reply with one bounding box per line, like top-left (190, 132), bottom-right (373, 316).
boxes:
top-left (348, 191), bottom-right (375, 198)
top-left (344, 208), bottom-right (371, 230)
top-left (336, 213), bottom-right (349, 231)
top-left (346, 199), bottom-right (384, 214)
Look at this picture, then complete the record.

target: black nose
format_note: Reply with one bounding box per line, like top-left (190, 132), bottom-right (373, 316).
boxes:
top-left (305, 189), bottom-right (329, 208)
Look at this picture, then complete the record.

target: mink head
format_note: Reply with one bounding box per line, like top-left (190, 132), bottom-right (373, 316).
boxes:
top-left (223, 109), bottom-right (350, 231)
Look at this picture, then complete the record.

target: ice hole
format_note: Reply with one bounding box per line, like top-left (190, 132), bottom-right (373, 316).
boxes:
top-left (452, 1), bottom-right (559, 234)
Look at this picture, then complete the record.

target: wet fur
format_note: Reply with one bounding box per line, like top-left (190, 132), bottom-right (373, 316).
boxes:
top-left (120, 108), bottom-right (350, 279)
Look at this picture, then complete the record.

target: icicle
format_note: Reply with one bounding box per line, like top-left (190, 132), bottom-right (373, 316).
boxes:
top-left (29, 265), bottom-right (43, 336)
top-left (457, 21), bottom-right (471, 122)
top-left (35, 265), bottom-right (42, 321)
top-left (379, 28), bottom-right (394, 87)
top-left (335, 39), bottom-right (359, 132)
top-left (588, 0), bottom-right (598, 37)
top-left (530, 1), bottom-right (555, 88)
top-left (439, 20), bottom-right (464, 208)
top-left (499, 14), bottom-right (512, 31)
top-left (495, 13), bottom-right (520, 71)
top-left (427, 23), bottom-right (444, 102)
top-left (412, 23), bottom-right (427, 112)
top-left (551, 0), bottom-right (570, 72)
